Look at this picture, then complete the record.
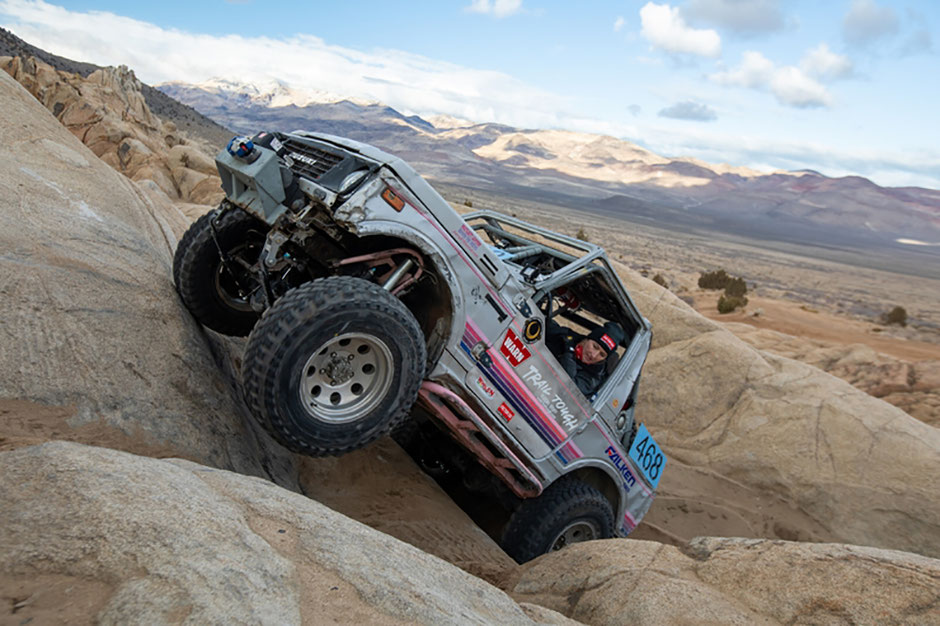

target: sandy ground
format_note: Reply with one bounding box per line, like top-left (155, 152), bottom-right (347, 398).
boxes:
top-left (693, 292), bottom-right (940, 363)
top-left (629, 459), bottom-right (835, 548)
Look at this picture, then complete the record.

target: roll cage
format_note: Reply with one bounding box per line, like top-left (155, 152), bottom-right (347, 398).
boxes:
top-left (463, 210), bottom-right (649, 344)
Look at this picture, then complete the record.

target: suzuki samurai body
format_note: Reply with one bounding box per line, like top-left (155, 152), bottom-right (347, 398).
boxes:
top-left (172, 130), bottom-right (666, 562)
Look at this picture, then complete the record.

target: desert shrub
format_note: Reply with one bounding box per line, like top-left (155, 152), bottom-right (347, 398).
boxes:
top-left (652, 273), bottom-right (668, 288)
top-left (699, 269), bottom-right (748, 299)
top-left (882, 306), bottom-right (908, 326)
top-left (698, 269), bottom-right (730, 290)
top-left (717, 295), bottom-right (748, 314)
top-left (575, 227), bottom-right (589, 242)
top-left (724, 276), bottom-right (747, 297)
top-left (463, 199), bottom-right (473, 207)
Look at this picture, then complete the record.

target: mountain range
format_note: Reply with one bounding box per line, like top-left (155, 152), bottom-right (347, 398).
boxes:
top-left (158, 78), bottom-right (940, 269)
top-left (2, 24), bottom-right (936, 272)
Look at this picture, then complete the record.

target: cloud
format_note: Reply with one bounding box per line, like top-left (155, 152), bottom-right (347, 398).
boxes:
top-left (711, 50), bottom-right (831, 108)
top-left (658, 100), bottom-right (717, 121)
top-left (900, 28), bottom-right (932, 56)
top-left (1, 1), bottom-right (936, 190)
top-left (465, 0), bottom-right (522, 18)
top-left (639, 2), bottom-right (721, 58)
top-left (627, 104), bottom-right (642, 116)
top-left (843, 0), bottom-right (899, 47)
top-left (613, 16), bottom-right (625, 32)
top-left (0, 0), bottom-right (565, 129)
top-left (769, 67), bottom-right (830, 108)
top-left (682, 0), bottom-right (784, 36)
top-left (800, 43), bottom-right (853, 81)
top-left (711, 50), bottom-right (774, 87)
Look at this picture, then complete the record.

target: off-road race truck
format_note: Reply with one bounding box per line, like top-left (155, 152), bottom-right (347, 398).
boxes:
top-left (172, 130), bottom-right (666, 562)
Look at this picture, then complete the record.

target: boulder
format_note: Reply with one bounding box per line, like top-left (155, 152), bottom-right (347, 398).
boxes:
top-left (0, 442), bottom-right (568, 625)
top-left (0, 69), bottom-right (522, 587)
top-left (0, 66), bottom-right (298, 486)
top-left (724, 323), bottom-right (940, 426)
top-left (168, 143), bottom-right (218, 176)
top-left (616, 274), bottom-right (940, 559)
top-left (510, 537), bottom-right (940, 625)
top-left (1, 55), bottom-right (223, 206)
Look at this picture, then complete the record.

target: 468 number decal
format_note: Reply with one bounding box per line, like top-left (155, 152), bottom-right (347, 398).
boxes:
top-left (628, 423), bottom-right (666, 488)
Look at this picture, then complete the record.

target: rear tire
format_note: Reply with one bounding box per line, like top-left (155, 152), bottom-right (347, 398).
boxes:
top-left (173, 206), bottom-right (266, 336)
top-left (501, 477), bottom-right (614, 563)
top-left (242, 276), bottom-right (426, 457)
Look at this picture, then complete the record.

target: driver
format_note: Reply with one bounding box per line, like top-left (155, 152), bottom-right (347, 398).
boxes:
top-left (546, 319), bottom-right (625, 397)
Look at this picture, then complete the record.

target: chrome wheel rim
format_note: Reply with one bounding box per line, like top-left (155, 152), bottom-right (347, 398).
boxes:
top-left (299, 332), bottom-right (394, 423)
top-left (549, 520), bottom-right (600, 552)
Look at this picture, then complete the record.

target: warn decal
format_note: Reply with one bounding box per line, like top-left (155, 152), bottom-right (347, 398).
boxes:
top-left (500, 329), bottom-right (531, 367)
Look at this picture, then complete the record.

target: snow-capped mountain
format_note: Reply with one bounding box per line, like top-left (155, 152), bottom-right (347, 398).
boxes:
top-left (159, 77), bottom-right (380, 109)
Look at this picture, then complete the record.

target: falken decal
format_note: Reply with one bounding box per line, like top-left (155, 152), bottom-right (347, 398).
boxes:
top-left (500, 329), bottom-right (531, 367)
top-left (475, 375), bottom-right (495, 398)
top-left (606, 445), bottom-right (637, 491)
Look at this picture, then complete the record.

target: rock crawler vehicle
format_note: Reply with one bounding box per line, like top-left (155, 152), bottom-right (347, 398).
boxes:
top-left (172, 130), bottom-right (666, 562)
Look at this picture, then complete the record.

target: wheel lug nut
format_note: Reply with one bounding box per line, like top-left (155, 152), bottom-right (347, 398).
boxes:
top-left (331, 352), bottom-right (336, 357)
top-left (347, 355), bottom-right (354, 361)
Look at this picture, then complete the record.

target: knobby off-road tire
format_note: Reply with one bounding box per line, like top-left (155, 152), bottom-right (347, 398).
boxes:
top-left (501, 477), bottom-right (614, 563)
top-left (173, 207), bottom-right (267, 336)
top-left (242, 276), bottom-right (426, 457)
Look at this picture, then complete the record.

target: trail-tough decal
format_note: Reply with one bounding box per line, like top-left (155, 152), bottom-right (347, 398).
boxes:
top-left (520, 364), bottom-right (580, 432)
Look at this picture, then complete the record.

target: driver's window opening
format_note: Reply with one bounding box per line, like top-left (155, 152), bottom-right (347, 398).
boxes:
top-left (538, 272), bottom-right (638, 399)
top-left (465, 212), bottom-right (640, 398)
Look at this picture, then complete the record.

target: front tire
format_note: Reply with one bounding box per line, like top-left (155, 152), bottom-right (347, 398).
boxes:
top-left (172, 206), bottom-right (266, 336)
top-left (501, 477), bottom-right (614, 563)
top-left (242, 276), bottom-right (426, 457)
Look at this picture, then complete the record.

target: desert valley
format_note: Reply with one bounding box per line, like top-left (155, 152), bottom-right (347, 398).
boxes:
top-left (1, 25), bottom-right (939, 625)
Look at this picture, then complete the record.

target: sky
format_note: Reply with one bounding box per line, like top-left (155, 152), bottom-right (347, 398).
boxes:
top-left (1, 0), bottom-right (938, 189)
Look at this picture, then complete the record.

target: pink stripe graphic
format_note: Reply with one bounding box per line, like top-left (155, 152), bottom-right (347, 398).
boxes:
top-left (466, 319), bottom-right (584, 460)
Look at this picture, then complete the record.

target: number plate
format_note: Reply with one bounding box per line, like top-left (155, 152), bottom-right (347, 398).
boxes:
top-left (628, 423), bottom-right (667, 489)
